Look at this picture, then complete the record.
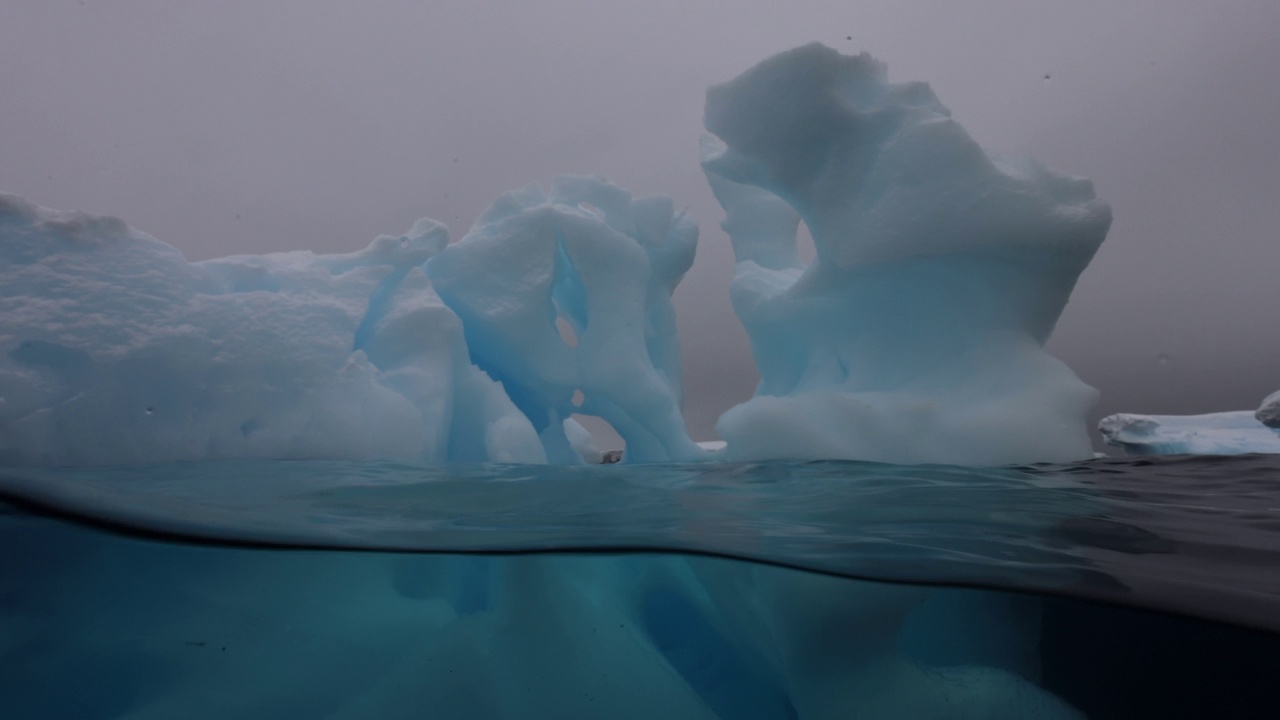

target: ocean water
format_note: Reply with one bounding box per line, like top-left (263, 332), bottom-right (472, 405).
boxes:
top-left (1, 455), bottom-right (1277, 719)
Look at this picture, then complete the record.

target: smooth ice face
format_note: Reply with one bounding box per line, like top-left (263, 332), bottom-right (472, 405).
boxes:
top-left (1099, 400), bottom-right (1280, 456)
top-left (426, 176), bottom-right (702, 463)
top-left (703, 44), bottom-right (1111, 465)
top-left (0, 194), bottom-right (544, 466)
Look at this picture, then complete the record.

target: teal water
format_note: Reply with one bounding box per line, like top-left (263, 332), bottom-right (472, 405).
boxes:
top-left (1, 456), bottom-right (1278, 718)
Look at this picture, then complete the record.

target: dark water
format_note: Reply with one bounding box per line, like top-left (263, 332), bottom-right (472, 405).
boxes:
top-left (1, 455), bottom-right (1278, 718)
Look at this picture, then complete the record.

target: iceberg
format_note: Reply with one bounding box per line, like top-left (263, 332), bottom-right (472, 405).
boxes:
top-left (1, 44), bottom-right (1110, 467)
top-left (1099, 390), bottom-right (1280, 455)
top-left (0, 42), bottom-right (1123, 720)
top-left (702, 44), bottom-right (1111, 465)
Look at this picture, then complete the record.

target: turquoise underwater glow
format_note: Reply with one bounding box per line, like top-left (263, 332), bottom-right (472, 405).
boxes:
top-left (2, 457), bottom-right (1280, 718)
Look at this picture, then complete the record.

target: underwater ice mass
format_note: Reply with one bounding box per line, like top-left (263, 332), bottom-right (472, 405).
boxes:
top-left (0, 43), bottom-right (1115, 468)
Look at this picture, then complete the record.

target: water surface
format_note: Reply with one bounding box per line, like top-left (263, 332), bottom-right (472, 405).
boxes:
top-left (3, 454), bottom-right (1277, 632)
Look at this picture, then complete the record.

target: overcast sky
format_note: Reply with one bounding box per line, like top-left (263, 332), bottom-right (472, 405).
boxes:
top-left (3, 0), bottom-right (1278, 447)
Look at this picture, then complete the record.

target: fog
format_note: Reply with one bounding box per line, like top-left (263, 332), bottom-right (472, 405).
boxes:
top-left (3, 0), bottom-right (1278, 448)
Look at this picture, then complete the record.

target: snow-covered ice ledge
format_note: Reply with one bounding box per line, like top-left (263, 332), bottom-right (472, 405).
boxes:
top-left (1099, 391), bottom-right (1280, 456)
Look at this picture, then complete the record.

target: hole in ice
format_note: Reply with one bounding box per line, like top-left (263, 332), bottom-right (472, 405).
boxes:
top-left (556, 315), bottom-right (578, 348)
top-left (571, 389), bottom-right (585, 407)
top-left (571, 413), bottom-right (625, 461)
top-left (797, 220), bottom-right (816, 265)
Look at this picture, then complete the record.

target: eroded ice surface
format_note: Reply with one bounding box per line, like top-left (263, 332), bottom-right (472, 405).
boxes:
top-left (0, 194), bottom-right (543, 466)
top-left (1, 44), bottom-right (1111, 467)
top-left (702, 44), bottom-right (1110, 465)
top-left (427, 177), bottom-right (701, 463)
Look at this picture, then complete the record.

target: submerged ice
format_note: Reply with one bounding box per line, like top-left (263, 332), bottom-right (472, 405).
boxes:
top-left (0, 511), bottom-right (1087, 720)
top-left (0, 44), bottom-right (1110, 467)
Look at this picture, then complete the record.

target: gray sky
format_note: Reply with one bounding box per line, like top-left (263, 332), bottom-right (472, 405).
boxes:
top-left (3, 0), bottom-right (1278, 448)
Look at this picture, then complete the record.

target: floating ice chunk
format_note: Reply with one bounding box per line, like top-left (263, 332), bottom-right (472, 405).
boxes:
top-left (0, 193), bottom-right (542, 466)
top-left (427, 176), bottom-right (703, 463)
top-left (702, 44), bottom-right (1111, 465)
top-left (1099, 388), bottom-right (1280, 456)
top-left (1100, 408), bottom-right (1280, 455)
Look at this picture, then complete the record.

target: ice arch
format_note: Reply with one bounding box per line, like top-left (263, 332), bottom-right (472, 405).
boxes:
top-left (427, 176), bottom-right (702, 463)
